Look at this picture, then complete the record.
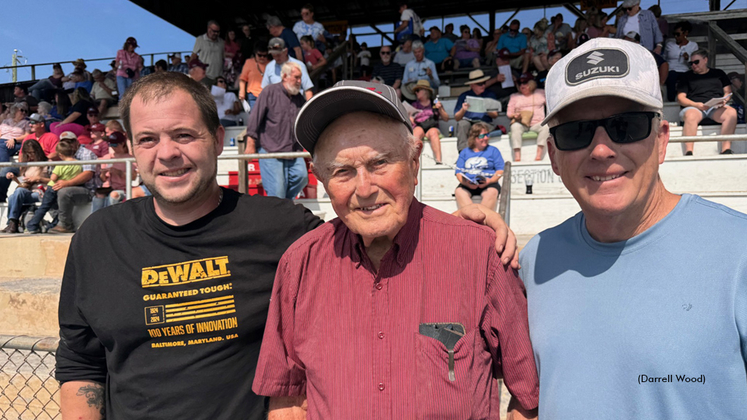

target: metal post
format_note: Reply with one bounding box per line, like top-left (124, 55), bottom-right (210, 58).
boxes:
top-left (31, 65), bottom-right (35, 81)
top-left (126, 161), bottom-right (133, 199)
top-left (12, 49), bottom-right (18, 83)
top-left (238, 136), bottom-right (248, 194)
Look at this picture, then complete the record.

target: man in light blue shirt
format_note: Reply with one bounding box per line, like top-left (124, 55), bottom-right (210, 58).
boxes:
top-left (496, 20), bottom-right (528, 72)
top-left (424, 26), bottom-right (454, 71)
top-left (520, 38), bottom-right (747, 419)
top-left (262, 38), bottom-right (314, 100)
top-left (401, 40), bottom-right (439, 101)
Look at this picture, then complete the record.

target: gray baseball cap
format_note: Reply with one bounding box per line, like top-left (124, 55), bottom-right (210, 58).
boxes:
top-left (268, 37), bottom-right (286, 54)
top-left (542, 37), bottom-right (662, 125)
top-left (295, 81), bottom-right (412, 156)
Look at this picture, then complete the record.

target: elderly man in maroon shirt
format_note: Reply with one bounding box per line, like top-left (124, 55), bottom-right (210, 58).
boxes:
top-left (253, 81), bottom-right (539, 419)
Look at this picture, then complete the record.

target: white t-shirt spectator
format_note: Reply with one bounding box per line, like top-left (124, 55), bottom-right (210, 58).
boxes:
top-left (623, 12), bottom-right (641, 37)
top-left (358, 50), bottom-right (371, 67)
top-left (664, 39), bottom-right (699, 73)
top-left (212, 86), bottom-right (238, 122)
top-left (401, 9), bottom-right (423, 36)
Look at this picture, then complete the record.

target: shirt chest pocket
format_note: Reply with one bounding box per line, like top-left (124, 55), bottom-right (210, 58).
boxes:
top-left (414, 328), bottom-right (479, 419)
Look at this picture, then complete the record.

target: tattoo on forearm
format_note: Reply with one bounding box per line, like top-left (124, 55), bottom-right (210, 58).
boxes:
top-left (76, 384), bottom-right (106, 418)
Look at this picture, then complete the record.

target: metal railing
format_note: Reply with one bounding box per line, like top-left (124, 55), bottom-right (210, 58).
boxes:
top-left (498, 161), bottom-right (512, 226)
top-left (0, 335), bottom-right (60, 419)
top-left (0, 51), bottom-right (192, 83)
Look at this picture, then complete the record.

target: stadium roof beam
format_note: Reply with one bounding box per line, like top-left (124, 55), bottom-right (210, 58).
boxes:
top-left (466, 13), bottom-right (489, 34)
top-left (562, 3), bottom-right (585, 19)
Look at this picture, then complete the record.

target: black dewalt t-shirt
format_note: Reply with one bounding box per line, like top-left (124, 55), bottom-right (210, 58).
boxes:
top-left (56, 188), bottom-right (323, 420)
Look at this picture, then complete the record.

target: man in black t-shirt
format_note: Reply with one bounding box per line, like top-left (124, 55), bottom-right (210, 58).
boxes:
top-left (55, 72), bottom-right (518, 420)
top-left (676, 49), bottom-right (738, 155)
top-left (371, 45), bottom-right (403, 98)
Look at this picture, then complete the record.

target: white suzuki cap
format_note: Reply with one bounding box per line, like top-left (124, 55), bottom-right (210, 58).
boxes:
top-left (542, 37), bottom-right (662, 125)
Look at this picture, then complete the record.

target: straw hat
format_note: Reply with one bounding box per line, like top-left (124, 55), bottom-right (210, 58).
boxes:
top-left (412, 79), bottom-right (434, 97)
top-left (465, 69), bottom-right (490, 85)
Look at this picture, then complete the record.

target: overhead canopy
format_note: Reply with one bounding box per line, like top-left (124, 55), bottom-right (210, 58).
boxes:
top-left (130, 0), bottom-right (573, 37)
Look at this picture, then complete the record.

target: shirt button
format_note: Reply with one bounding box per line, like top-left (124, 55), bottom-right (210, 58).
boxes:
top-left (378, 331), bottom-right (385, 339)
top-left (375, 283), bottom-right (383, 290)
top-left (378, 383), bottom-right (385, 391)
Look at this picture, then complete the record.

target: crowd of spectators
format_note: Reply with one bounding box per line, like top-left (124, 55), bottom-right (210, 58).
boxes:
top-left (2, 1), bottom-right (745, 223)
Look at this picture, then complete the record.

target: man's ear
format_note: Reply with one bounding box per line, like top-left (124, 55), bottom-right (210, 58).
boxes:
top-left (656, 119), bottom-right (670, 165)
top-left (214, 125), bottom-right (225, 155)
top-left (547, 136), bottom-right (561, 176)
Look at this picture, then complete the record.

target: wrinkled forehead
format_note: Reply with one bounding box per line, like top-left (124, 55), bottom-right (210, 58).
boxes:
top-left (316, 112), bottom-right (409, 159)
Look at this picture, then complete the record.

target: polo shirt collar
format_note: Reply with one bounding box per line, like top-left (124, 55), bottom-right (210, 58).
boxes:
top-left (351, 198), bottom-right (423, 268)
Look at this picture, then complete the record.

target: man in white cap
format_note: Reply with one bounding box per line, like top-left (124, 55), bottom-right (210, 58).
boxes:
top-left (520, 38), bottom-right (747, 418)
top-left (615, 0), bottom-right (663, 54)
top-left (253, 80), bottom-right (539, 419)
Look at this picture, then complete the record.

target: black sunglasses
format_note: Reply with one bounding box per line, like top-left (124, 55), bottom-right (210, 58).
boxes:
top-left (688, 59), bottom-right (701, 66)
top-left (673, 31), bottom-right (683, 36)
top-left (380, 51), bottom-right (391, 55)
top-left (623, 7), bottom-right (632, 11)
top-left (550, 112), bottom-right (658, 151)
top-left (256, 53), bottom-right (269, 58)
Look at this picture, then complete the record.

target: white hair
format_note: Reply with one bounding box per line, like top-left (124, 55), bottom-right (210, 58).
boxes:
top-left (411, 40), bottom-right (425, 50)
top-left (281, 61), bottom-right (303, 77)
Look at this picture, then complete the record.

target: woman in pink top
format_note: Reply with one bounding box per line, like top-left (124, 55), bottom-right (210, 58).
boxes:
top-left (223, 30), bottom-right (241, 87)
top-left (506, 78), bottom-right (549, 161)
top-left (115, 37), bottom-right (141, 96)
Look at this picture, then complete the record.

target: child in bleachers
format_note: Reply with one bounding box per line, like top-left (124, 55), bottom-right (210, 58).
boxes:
top-left (30, 141), bottom-right (82, 232)
top-left (300, 35), bottom-right (327, 71)
top-left (85, 123), bottom-right (109, 158)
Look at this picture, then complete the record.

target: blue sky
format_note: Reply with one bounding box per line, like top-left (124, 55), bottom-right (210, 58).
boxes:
top-left (0, 0), bottom-right (736, 84)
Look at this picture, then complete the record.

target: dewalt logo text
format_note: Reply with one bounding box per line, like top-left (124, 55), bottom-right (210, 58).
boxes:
top-left (141, 257), bottom-right (230, 288)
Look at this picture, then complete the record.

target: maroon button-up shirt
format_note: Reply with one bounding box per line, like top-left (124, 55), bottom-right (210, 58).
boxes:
top-left (253, 200), bottom-right (539, 419)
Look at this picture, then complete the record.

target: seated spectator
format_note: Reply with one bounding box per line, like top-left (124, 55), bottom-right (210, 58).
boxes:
top-left (615, 0), bottom-right (663, 53)
top-left (472, 27), bottom-right (484, 51)
top-left (213, 77), bottom-right (240, 127)
top-left (138, 56), bottom-right (154, 78)
top-left (262, 37), bottom-right (314, 100)
top-left (23, 113), bottom-right (59, 159)
top-left (586, 12), bottom-right (614, 39)
top-left (357, 42), bottom-right (372, 77)
top-left (13, 84), bottom-right (39, 112)
top-left (26, 140), bottom-right (82, 233)
top-left (409, 80), bottom-right (448, 163)
top-left (507, 77), bottom-right (549, 161)
top-left (677, 49), bottom-right (737, 155)
top-left (26, 135), bottom-right (98, 233)
top-left (527, 23), bottom-right (550, 72)
top-left (29, 63), bottom-right (64, 101)
top-left (442, 23), bottom-right (458, 42)
top-left (424, 26), bottom-right (454, 71)
top-left (453, 25), bottom-right (481, 70)
top-left (91, 69), bottom-right (117, 116)
top-left (572, 17), bottom-right (588, 48)
top-left (401, 40), bottom-right (440, 101)
top-left (168, 52), bottom-right (189, 74)
top-left (238, 41), bottom-right (270, 112)
top-left (2, 139), bottom-right (50, 233)
top-left (484, 28), bottom-right (502, 63)
top-left (115, 37), bottom-right (141, 95)
top-left (454, 122), bottom-right (504, 211)
top-left (267, 16), bottom-right (303, 60)
top-left (49, 90), bottom-right (70, 121)
top-left (454, 70), bottom-right (498, 152)
top-left (68, 69), bottom-right (93, 93)
top-left (188, 57), bottom-right (211, 87)
top-left (664, 22), bottom-right (698, 102)
top-left (105, 120), bottom-right (125, 137)
top-left (85, 123), bottom-right (109, 158)
top-left (293, 4), bottom-right (327, 52)
top-left (0, 103), bottom-right (31, 201)
top-left (51, 88), bottom-right (94, 138)
top-left (545, 14), bottom-right (573, 52)
top-left (728, 72), bottom-right (744, 110)
top-left (536, 50), bottom-right (563, 89)
top-left (300, 35), bottom-right (327, 72)
top-left (393, 39), bottom-right (415, 66)
top-left (92, 131), bottom-right (134, 213)
top-left (624, 31), bottom-right (668, 85)
top-left (35, 103), bottom-right (55, 129)
top-left (372, 45), bottom-right (403, 97)
top-left (154, 59), bottom-right (168, 74)
top-left (106, 60), bottom-right (118, 83)
top-left (485, 49), bottom-right (520, 106)
top-left (497, 20), bottom-right (529, 74)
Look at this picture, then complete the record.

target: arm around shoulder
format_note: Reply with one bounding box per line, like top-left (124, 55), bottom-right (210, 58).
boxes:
top-left (268, 396), bottom-right (308, 420)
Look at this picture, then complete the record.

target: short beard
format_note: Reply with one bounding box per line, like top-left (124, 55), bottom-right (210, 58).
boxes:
top-left (285, 84), bottom-right (300, 96)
